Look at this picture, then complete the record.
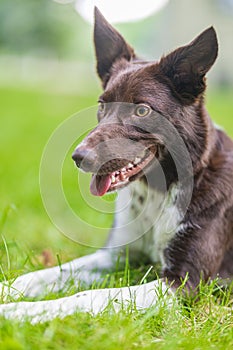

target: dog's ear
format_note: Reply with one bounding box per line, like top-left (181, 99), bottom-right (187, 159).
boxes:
top-left (94, 7), bottom-right (135, 84)
top-left (159, 27), bottom-right (218, 104)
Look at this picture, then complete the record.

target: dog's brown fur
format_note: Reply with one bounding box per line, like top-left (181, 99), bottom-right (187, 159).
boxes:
top-left (1, 8), bottom-right (233, 324)
top-left (73, 8), bottom-right (233, 290)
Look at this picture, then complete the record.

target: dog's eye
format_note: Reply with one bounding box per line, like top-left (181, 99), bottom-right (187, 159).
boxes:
top-left (98, 102), bottom-right (105, 113)
top-left (135, 104), bottom-right (151, 117)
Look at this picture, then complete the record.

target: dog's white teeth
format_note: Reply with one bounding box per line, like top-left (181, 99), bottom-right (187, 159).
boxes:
top-left (111, 175), bottom-right (116, 183)
top-left (121, 168), bottom-right (126, 173)
top-left (115, 171), bottom-right (120, 175)
top-left (127, 163), bottom-right (134, 169)
top-left (134, 157), bottom-right (141, 165)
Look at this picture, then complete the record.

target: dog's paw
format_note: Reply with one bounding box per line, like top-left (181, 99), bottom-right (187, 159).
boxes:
top-left (0, 300), bottom-right (59, 323)
top-left (0, 268), bottom-right (102, 301)
top-left (0, 269), bottom-right (64, 300)
top-left (0, 281), bottom-right (21, 301)
top-left (0, 292), bottom-right (91, 323)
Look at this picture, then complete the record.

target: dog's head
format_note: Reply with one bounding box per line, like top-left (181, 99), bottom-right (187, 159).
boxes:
top-left (73, 7), bottom-right (218, 196)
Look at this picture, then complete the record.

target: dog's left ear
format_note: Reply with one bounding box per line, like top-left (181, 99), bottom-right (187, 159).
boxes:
top-left (94, 7), bottom-right (135, 85)
top-left (158, 27), bottom-right (218, 104)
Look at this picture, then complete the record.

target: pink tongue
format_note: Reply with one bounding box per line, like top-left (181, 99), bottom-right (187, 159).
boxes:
top-left (90, 174), bottom-right (112, 196)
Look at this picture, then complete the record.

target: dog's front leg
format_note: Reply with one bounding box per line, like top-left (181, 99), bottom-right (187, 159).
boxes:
top-left (162, 218), bottom-right (230, 290)
top-left (0, 187), bottom-right (147, 300)
top-left (0, 279), bottom-right (173, 323)
top-left (0, 249), bottom-right (119, 300)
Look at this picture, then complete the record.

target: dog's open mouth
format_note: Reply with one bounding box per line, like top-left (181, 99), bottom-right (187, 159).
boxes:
top-left (90, 148), bottom-right (155, 196)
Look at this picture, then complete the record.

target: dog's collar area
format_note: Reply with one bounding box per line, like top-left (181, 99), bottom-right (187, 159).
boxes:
top-left (90, 148), bottom-right (156, 196)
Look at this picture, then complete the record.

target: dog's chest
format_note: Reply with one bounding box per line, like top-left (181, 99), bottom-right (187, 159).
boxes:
top-left (128, 181), bottom-right (181, 264)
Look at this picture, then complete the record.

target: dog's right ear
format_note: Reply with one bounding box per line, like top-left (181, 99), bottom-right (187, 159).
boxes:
top-left (158, 27), bottom-right (218, 104)
top-left (94, 7), bottom-right (135, 85)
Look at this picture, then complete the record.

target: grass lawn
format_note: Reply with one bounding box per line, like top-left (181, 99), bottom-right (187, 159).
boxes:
top-left (0, 85), bottom-right (233, 349)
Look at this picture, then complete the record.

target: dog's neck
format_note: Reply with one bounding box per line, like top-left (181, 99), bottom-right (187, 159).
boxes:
top-left (188, 102), bottom-right (217, 171)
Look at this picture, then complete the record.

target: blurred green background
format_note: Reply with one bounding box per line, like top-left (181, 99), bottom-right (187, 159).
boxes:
top-left (0, 0), bottom-right (233, 272)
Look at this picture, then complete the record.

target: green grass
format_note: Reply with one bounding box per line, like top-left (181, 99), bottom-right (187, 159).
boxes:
top-left (0, 85), bottom-right (233, 349)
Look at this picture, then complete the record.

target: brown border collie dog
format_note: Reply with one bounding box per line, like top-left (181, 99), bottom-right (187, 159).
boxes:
top-left (0, 8), bottom-right (232, 323)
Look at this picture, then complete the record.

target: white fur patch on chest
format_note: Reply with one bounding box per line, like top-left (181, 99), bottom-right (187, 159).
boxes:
top-left (110, 180), bottom-right (181, 266)
top-left (130, 181), bottom-right (181, 265)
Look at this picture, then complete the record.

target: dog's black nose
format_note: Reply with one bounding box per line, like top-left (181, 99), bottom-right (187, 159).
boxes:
top-left (72, 147), bottom-right (96, 172)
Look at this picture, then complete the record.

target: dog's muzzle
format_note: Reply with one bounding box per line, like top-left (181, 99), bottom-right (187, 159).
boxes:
top-left (72, 147), bottom-right (98, 173)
